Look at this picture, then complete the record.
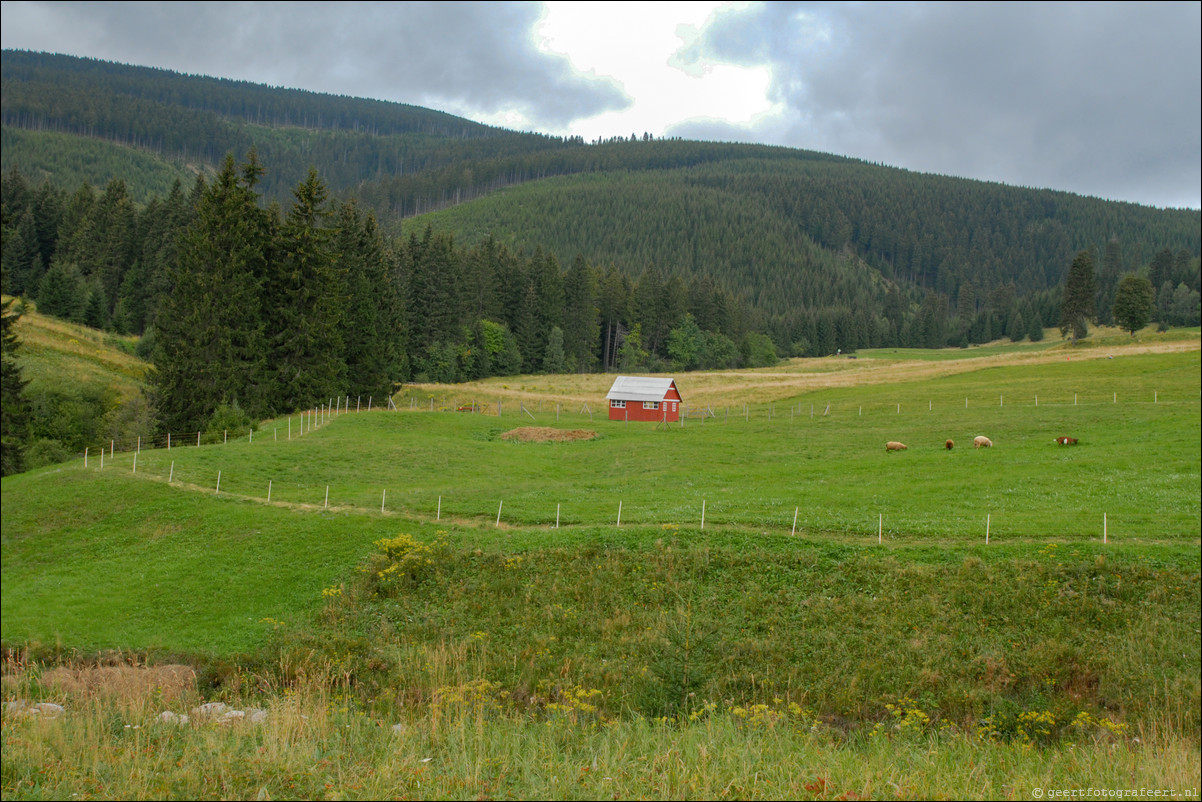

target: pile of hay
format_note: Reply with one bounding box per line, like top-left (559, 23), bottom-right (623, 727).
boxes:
top-left (500, 427), bottom-right (597, 443)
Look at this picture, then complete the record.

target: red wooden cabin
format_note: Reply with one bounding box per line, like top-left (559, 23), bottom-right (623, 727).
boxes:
top-left (606, 376), bottom-right (682, 422)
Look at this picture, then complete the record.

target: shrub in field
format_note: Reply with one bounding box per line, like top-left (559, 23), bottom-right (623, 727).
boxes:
top-left (641, 595), bottom-right (725, 718)
top-left (363, 534), bottom-right (443, 596)
top-left (201, 400), bottom-right (255, 444)
top-left (23, 436), bottom-right (73, 468)
top-left (975, 703), bottom-right (1127, 746)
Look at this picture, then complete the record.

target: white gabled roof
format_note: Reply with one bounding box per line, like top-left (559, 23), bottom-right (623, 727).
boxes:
top-left (606, 375), bottom-right (678, 402)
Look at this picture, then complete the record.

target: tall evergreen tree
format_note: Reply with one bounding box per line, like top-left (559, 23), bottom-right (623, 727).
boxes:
top-left (91, 179), bottom-right (137, 318)
top-left (1096, 239), bottom-right (1123, 325)
top-left (30, 180), bottom-right (64, 273)
top-left (1027, 310), bottom-right (1045, 341)
top-left (151, 154), bottom-right (272, 433)
top-left (404, 225), bottom-right (462, 359)
top-left (338, 201), bottom-right (405, 398)
top-left (1059, 250), bottom-right (1097, 344)
top-left (1, 299), bottom-right (31, 476)
top-left (37, 261), bottom-right (87, 321)
top-left (597, 267), bottom-right (631, 371)
top-left (562, 255), bottom-right (599, 373)
top-left (543, 326), bottom-right (566, 374)
top-left (132, 179), bottom-right (193, 336)
top-left (1147, 248), bottom-right (1175, 299)
top-left (532, 250), bottom-right (564, 371)
top-left (463, 236), bottom-right (504, 322)
top-left (1, 209), bottom-right (42, 297)
top-left (266, 168), bottom-right (346, 411)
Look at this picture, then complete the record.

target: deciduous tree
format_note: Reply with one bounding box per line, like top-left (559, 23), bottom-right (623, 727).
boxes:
top-left (1111, 274), bottom-right (1154, 336)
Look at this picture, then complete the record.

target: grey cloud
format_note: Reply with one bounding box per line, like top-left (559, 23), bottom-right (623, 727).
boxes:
top-left (683, 1), bottom-right (1201, 208)
top-left (1, 1), bottom-right (630, 128)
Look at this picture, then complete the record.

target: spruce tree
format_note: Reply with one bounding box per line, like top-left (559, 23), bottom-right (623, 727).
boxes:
top-left (1096, 239), bottom-right (1123, 325)
top-left (91, 179), bottom-right (137, 320)
top-left (1059, 251), bottom-right (1097, 345)
top-left (1148, 248), bottom-right (1175, 298)
top-left (1027, 312), bottom-right (1045, 342)
top-left (543, 326), bottom-right (566, 374)
top-left (532, 251), bottom-right (564, 370)
top-left (1, 209), bottom-right (42, 296)
top-left (338, 202), bottom-right (405, 399)
top-left (1008, 308), bottom-right (1025, 342)
top-left (562, 255), bottom-right (599, 373)
top-left (37, 262), bottom-right (87, 321)
top-left (151, 154), bottom-right (271, 433)
top-left (598, 268), bottom-right (631, 371)
top-left (1, 299), bottom-right (31, 476)
top-left (265, 168), bottom-right (345, 412)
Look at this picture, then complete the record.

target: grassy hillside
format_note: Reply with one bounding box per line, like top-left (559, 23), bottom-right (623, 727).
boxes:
top-left (5, 298), bottom-right (150, 470)
top-left (3, 336), bottom-right (1199, 799)
top-left (9, 299), bottom-right (147, 399)
top-left (3, 336), bottom-right (1196, 637)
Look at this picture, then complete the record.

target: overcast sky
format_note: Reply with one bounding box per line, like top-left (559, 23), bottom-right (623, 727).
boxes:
top-left (2, 1), bottom-right (1199, 209)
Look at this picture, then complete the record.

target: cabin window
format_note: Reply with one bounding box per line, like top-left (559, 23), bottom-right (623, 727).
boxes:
top-left (611, 400), bottom-right (626, 408)
top-left (643, 401), bottom-right (660, 410)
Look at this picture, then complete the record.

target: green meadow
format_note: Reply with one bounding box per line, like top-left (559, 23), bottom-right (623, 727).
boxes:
top-left (24, 343), bottom-right (1197, 542)
top-left (2, 337), bottom-right (1200, 799)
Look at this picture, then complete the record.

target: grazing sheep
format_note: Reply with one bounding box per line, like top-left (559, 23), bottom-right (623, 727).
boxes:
top-left (885, 441), bottom-right (908, 451)
top-left (1055, 436), bottom-right (1078, 445)
top-left (945, 439), bottom-right (954, 450)
top-left (973, 435), bottom-right (993, 448)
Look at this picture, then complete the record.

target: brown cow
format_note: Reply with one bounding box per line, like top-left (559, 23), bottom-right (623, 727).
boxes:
top-left (1055, 436), bottom-right (1078, 445)
top-left (945, 439), bottom-right (954, 450)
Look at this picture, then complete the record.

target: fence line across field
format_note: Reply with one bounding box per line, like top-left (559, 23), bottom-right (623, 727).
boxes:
top-left (93, 447), bottom-right (1155, 544)
top-left (77, 387), bottom-right (1193, 463)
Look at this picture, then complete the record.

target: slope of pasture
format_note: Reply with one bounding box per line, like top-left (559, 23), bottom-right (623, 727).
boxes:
top-left (102, 345), bottom-right (1201, 541)
top-left (394, 328), bottom-right (1198, 412)
top-left (9, 300), bottom-right (147, 400)
top-left (2, 342), bottom-right (1198, 658)
top-left (0, 467), bottom-right (398, 655)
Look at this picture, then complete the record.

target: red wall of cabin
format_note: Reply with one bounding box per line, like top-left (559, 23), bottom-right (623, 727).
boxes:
top-left (607, 396), bottom-right (681, 422)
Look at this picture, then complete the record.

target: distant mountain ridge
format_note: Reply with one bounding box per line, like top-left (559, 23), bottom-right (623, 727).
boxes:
top-left (2, 49), bottom-right (1199, 334)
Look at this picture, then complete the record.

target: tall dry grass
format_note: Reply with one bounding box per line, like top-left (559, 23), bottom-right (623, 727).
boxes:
top-left (3, 655), bottom-right (1198, 800)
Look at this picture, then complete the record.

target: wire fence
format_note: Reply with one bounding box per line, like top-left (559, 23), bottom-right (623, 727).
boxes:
top-left (80, 387), bottom-right (1197, 462)
top-left (72, 386), bottom-right (1200, 543)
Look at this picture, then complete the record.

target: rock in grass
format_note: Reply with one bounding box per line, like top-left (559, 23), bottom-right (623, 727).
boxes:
top-left (217, 709), bottom-right (245, 725)
top-left (6, 701), bottom-right (65, 718)
top-left (191, 701), bottom-right (229, 721)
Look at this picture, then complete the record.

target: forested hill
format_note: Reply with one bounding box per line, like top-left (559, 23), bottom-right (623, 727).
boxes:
top-left (401, 157), bottom-right (1200, 315)
top-left (0, 49), bottom-right (572, 201)
top-left (2, 49), bottom-right (1199, 339)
